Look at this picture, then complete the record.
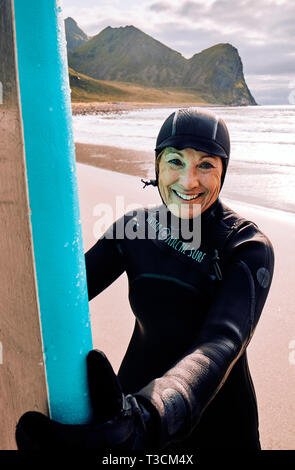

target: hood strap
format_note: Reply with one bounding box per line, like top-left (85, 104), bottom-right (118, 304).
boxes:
top-left (141, 178), bottom-right (158, 188)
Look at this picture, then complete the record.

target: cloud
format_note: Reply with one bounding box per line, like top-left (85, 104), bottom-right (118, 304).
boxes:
top-left (149, 1), bottom-right (171, 12)
top-left (245, 73), bottom-right (294, 104)
top-left (172, 0), bottom-right (295, 51)
top-left (177, 0), bottom-right (209, 16)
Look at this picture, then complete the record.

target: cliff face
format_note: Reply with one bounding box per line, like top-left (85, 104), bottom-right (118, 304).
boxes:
top-left (66, 21), bottom-right (256, 105)
top-left (184, 44), bottom-right (256, 105)
top-left (65, 17), bottom-right (88, 52)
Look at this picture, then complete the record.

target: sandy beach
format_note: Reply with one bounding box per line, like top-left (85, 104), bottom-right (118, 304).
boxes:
top-left (75, 142), bottom-right (153, 179)
top-left (76, 158), bottom-right (295, 451)
top-left (72, 102), bottom-right (153, 116)
top-left (72, 101), bottom-right (209, 116)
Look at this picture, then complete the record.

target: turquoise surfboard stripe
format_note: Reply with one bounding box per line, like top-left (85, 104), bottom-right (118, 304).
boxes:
top-left (13, 0), bottom-right (93, 423)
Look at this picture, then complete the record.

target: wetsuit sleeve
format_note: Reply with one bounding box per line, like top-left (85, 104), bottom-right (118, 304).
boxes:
top-left (85, 229), bottom-right (126, 301)
top-left (135, 224), bottom-right (275, 447)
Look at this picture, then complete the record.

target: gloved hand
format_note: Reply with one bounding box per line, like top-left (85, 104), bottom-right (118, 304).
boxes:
top-left (15, 350), bottom-right (160, 450)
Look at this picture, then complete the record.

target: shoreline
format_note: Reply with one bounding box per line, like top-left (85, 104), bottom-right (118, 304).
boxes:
top-left (71, 101), bottom-right (216, 116)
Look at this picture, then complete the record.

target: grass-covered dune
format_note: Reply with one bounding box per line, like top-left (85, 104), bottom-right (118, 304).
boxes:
top-left (69, 68), bottom-right (208, 104)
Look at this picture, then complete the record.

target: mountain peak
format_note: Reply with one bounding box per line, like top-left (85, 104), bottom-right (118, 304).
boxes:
top-left (114, 25), bottom-right (139, 30)
top-left (65, 17), bottom-right (88, 53)
top-left (101, 24), bottom-right (146, 35)
top-left (125, 25), bottom-right (139, 30)
top-left (65, 17), bottom-right (77, 25)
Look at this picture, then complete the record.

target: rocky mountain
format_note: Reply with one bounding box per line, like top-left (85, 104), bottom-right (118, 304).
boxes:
top-left (65, 17), bottom-right (88, 52)
top-left (182, 43), bottom-right (256, 105)
top-left (69, 25), bottom-right (185, 86)
top-left (66, 21), bottom-right (256, 105)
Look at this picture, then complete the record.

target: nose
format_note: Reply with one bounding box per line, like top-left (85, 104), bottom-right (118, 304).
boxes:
top-left (178, 163), bottom-right (200, 190)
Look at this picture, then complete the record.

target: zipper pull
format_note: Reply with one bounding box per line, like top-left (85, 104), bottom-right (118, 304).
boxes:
top-left (212, 249), bottom-right (223, 281)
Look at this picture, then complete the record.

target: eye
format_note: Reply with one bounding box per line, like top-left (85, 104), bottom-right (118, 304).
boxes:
top-left (168, 158), bottom-right (183, 167)
top-left (199, 161), bottom-right (214, 169)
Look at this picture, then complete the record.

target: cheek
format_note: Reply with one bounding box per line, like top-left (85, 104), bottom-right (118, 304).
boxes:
top-left (158, 167), bottom-right (176, 190)
top-left (203, 171), bottom-right (222, 193)
top-left (158, 170), bottom-right (170, 202)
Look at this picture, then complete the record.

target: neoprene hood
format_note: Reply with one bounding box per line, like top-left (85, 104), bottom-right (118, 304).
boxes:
top-left (155, 107), bottom-right (230, 188)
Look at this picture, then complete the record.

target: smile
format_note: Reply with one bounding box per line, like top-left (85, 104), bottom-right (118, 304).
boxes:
top-left (173, 190), bottom-right (204, 201)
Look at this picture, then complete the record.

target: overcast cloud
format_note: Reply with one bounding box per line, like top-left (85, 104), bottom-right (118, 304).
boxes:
top-left (62, 0), bottom-right (295, 104)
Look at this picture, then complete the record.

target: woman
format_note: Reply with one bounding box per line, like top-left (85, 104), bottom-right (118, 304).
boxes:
top-left (16, 108), bottom-right (274, 451)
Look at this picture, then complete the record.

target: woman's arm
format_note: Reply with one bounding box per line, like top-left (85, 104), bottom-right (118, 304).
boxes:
top-left (85, 233), bottom-right (126, 301)
top-left (136, 223), bottom-right (275, 447)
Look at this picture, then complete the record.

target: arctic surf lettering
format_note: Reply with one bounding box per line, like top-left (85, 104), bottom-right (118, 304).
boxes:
top-left (164, 235), bottom-right (206, 263)
top-left (147, 213), bottom-right (205, 263)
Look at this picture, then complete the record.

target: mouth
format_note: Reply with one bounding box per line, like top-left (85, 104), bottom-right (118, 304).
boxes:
top-left (172, 189), bottom-right (204, 201)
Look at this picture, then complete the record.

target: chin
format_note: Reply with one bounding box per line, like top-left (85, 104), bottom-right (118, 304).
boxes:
top-left (167, 202), bottom-right (202, 220)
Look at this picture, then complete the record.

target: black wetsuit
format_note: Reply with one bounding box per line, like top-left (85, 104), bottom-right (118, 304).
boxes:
top-left (85, 197), bottom-right (274, 450)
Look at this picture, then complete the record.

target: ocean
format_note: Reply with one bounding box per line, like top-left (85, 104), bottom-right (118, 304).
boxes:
top-left (72, 105), bottom-right (295, 214)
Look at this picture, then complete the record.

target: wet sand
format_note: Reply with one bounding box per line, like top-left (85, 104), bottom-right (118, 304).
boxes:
top-left (76, 162), bottom-right (295, 451)
top-left (75, 142), bottom-right (153, 179)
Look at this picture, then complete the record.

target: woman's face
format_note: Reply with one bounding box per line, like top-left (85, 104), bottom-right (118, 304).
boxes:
top-left (158, 147), bottom-right (223, 219)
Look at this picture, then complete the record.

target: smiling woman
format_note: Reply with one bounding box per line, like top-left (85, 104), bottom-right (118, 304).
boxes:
top-left (16, 107), bottom-right (275, 453)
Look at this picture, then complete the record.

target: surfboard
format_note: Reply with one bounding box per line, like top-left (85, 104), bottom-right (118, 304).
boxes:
top-left (0, 0), bottom-right (93, 449)
top-left (0, 0), bottom-right (48, 450)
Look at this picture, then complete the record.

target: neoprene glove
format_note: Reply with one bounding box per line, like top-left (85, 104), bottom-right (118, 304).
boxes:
top-left (15, 350), bottom-right (160, 450)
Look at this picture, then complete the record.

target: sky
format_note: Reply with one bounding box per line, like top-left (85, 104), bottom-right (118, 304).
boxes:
top-left (62, 0), bottom-right (295, 105)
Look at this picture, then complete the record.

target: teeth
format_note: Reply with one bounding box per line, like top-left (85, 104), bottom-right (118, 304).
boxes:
top-left (174, 190), bottom-right (202, 201)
